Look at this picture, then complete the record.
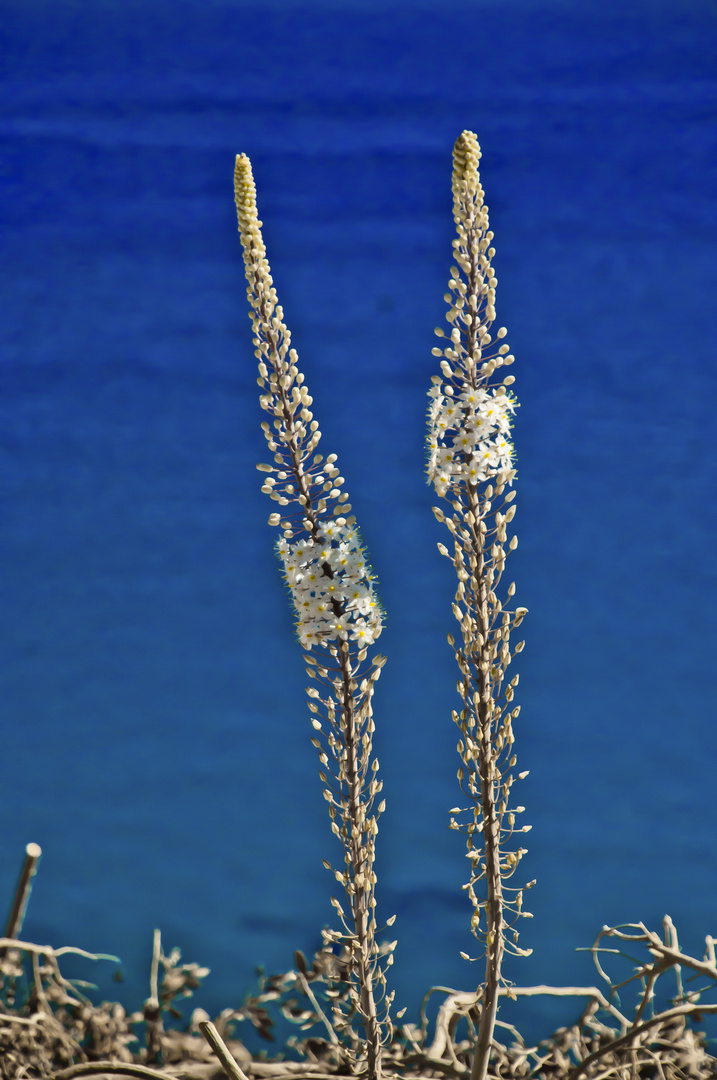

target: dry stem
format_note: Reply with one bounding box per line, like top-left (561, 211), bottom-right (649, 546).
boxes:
top-left (0, 843), bottom-right (42, 962)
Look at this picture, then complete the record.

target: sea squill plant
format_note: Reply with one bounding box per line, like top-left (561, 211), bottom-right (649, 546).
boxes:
top-left (233, 153), bottom-right (395, 1080)
top-left (427, 130), bottom-right (533, 1080)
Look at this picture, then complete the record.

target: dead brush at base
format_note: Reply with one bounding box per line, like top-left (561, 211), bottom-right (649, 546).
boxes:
top-left (2, 1012), bottom-right (715, 1080)
top-left (2, 921), bottom-right (717, 1080)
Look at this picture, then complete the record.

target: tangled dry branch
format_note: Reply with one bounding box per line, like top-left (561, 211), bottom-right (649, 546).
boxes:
top-left (2, 917), bottom-right (716, 1080)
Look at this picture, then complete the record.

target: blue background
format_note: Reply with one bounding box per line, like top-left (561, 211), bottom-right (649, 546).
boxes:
top-left (2, 0), bottom-right (716, 1046)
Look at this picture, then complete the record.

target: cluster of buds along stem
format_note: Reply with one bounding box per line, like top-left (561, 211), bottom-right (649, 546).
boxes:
top-left (428, 131), bottom-right (534, 1080)
top-left (234, 153), bottom-right (393, 1079)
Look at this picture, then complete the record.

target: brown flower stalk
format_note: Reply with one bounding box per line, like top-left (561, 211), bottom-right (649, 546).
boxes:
top-left (427, 131), bottom-right (533, 1080)
top-left (233, 154), bottom-right (394, 1079)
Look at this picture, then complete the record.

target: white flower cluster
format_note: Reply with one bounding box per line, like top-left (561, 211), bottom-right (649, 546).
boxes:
top-left (427, 383), bottom-right (516, 497)
top-left (276, 523), bottom-right (383, 650)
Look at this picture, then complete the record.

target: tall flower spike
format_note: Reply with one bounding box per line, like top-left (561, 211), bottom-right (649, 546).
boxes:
top-left (234, 154), bottom-right (383, 651)
top-left (428, 132), bottom-right (532, 1080)
top-left (234, 154), bottom-right (394, 1080)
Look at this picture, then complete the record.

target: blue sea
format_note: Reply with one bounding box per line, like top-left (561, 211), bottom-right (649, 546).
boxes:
top-left (1, 0), bottom-right (716, 1048)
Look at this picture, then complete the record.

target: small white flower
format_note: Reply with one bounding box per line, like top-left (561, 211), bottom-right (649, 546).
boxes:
top-left (299, 627), bottom-right (317, 648)
top-left (441, 399), bottom-right (461, 424)
top-left (453, 428), bottom-right (475, 453)
top-left (460, 461), bottom-right (479, 484)
top-left (350, 621), bottom-right (376, 644)
top-left (461, 387), bottom-right (487, 410)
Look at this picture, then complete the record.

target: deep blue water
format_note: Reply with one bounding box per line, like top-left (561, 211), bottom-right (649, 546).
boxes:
top-left (1, 0), bottom-right (716, 1046)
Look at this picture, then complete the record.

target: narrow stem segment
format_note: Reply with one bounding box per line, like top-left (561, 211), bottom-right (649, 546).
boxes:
top-left (2, 843), bottom-right (42, 955)
top-left (470, 496), bottom-right (504, 1080)
top-left (338, 647), bottom-right (382, 1080)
